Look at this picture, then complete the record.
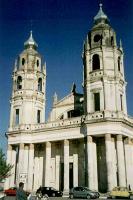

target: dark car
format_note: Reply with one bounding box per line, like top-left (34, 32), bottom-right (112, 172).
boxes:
top-left (36, 187), bottom-right (63, 197)
top-left (69, 186), bottom-right (100, 199)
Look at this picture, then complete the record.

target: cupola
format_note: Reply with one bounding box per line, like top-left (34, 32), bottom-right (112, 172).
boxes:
top-left (24, 30), bottom-right (38, 50)
top-left (94, 3), bottom-right (109, 25)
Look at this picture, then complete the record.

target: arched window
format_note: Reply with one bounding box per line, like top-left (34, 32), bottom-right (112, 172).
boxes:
top-left (37, 60), bottom-right (39, 67)
top-left (15, 109), bottom-right (19, 125)
top-left (38, 78), bottom-right (42, 91)
top-left (94, 93), bottom-right (100, 111)
top-left (111, 36), bottom-right (114, 46)
top-left (22, 58), bottom-right (25, 65)
top-left (120, 94), bottom-right (123, 111)
top-left (92, 54), bottom-right (100, 70)
top-left (118, 56), bottom-right (121, 71)
top-left (37, 110), bottom-right (41, 123)
top-left (17, 76), bottom-right (22, 90)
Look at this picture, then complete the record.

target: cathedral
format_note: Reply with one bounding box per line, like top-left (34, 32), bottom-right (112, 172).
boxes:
top-left (5, 4), bottom-right (133, 195)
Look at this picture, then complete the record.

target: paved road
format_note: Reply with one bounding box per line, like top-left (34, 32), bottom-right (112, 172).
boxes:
top-left (1, 196), bottom-right (105, 200)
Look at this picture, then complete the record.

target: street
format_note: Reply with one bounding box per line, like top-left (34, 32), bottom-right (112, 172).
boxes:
top-left (1, 196), bottom-right (105, 200)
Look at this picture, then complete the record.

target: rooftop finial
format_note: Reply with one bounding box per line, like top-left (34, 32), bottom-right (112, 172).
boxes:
top-left (71, 82), bottom-right (76, 94)
top-left (53, 92), bottom-right (58, 105)
top-left (99, 3), bottom-right (102, 9)
top-left (94, 3), bottom-right (109, 24)
top-left (24, 30), bottom-right (38, 49)
top-left (120, 39), bottom-right (123, 51)
top-left (30, 30), bottom-right (32, 36)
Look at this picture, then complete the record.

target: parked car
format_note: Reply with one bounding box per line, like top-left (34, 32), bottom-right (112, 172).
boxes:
top-left (36, 186), bottom-right (63, 197)
top-left (4, 187), bottom-right (17, 196)
top-left (108, 186), bottom-right (133, 199)
top-left (4, 187), bottom-right (30, 196)
top-left (69, 186), bottom-right (100, 199)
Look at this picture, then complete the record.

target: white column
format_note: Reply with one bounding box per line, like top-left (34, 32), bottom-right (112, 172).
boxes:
top-left (73, 154), bottom-right (78, 187)
top-left (33, 155), bottom-right (39, 190)
top-left (116, 134), bottom-right (126, 186)
top-left (45, 142), bottom-right (51, 186)
top-left (28, 144), bottom-right (34, 192)
top-left (23, 145), bottom-right (29, 190)
top-left (39, 152), bottom-right (44, 186)
top-left (92, 142), bottom-right (98, 191)
top-left (111, 138), bottom-right (117, 187)
top-left (124, 138), bottom-right (133, 188)
top-left (63, 139), bottom-right (69, 196)
top-left (105, 134), bottom-right (113, 191)
top-left (55, 155), bottom-right (60, 190)
top-left (4, 145), bottom-right (12, 189)
top-left (18, 143), bottom-right (24, 184)
top-left (10, 147), bottom-right (17, 187)
top-left (87, 136), bottom-right (94, 190)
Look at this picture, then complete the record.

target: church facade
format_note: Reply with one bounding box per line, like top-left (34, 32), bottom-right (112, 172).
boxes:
top-left (5, 4), bottom-right (133, 194)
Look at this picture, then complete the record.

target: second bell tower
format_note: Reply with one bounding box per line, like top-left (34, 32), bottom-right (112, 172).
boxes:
top-left (9, 31), bottom-right (46, 129)
top-left (83, 4), bottom-right (127, 119)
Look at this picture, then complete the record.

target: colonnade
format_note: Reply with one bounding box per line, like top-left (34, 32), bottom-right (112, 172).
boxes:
top-left (4, 134), bottom-right (133, 194)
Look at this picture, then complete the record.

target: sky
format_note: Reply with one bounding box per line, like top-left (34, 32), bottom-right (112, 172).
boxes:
top-left (0, 0), bottom-right (133, 153)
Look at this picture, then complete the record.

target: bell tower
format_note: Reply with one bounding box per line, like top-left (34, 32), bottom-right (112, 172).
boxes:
top-left (9, 31), bottom-right (46, 129)
top-left (83, 4), bottom-right (127, 119)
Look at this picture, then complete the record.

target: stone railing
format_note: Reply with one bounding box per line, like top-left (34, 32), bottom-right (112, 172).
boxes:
top-left (89, 69), bottom-right (103, 79)
top-left (8, 116), bottom-right (82, 132)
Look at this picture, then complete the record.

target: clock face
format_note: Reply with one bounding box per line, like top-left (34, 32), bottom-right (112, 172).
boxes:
top-left (94, 34), bottom-right (101, 42)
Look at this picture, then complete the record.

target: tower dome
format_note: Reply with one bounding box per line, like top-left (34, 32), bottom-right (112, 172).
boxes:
top-left (24, 30), bottom-right (38, 49)
top-left (94, 3), bottom-right (109, 25)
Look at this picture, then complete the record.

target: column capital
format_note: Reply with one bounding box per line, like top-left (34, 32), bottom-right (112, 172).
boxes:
top-left (87, 135), bottom-right (92, 143)
top-left (111, 137), bottom-right (115, 142)
top-left (29, 143), bottom-right (34, 150)
top-left (20, 143), bottom-right (24, 149)
top-left (117, 134), bottom-right (122, 141)
top-left (105, 134), bottom-right (111, 141)
top-left (64, 139), bottom-right (69, 146)
top-left (124, 137), bottom-right (132, 145)
top-left (46, 141), bottom-right (51, 148)
top-left (25, 145), bottom-right (29, 150)
top-left (8, 144), bottom-right (12, 151)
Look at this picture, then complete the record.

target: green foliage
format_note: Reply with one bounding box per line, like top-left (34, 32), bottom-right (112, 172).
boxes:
top-left (0, 148), bottom-right (13, 182)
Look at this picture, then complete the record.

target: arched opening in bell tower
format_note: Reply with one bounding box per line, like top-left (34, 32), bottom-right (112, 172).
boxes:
top-left (118, 56), bottom-right (121, 71)
top-left (17, 76), bottom-right (22, 90)
top-left (92, 54), bottom-right (100, 71)
top-left (38, 78), bottom-right (42, 92)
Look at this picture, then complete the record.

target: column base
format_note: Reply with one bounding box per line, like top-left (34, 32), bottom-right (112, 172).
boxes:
top-left (63, 189), bottom-right (69, 197)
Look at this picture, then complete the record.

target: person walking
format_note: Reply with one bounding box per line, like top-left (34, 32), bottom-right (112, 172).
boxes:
top-left (16, 182), bottom-right (27, 200)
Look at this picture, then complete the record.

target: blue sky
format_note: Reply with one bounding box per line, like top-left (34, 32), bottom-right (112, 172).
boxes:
top-left (0, 0), bottom-right (133, 153)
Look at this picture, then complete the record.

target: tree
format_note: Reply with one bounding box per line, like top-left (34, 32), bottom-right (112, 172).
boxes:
top-left (0, 148), bottom-right (13, 182)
